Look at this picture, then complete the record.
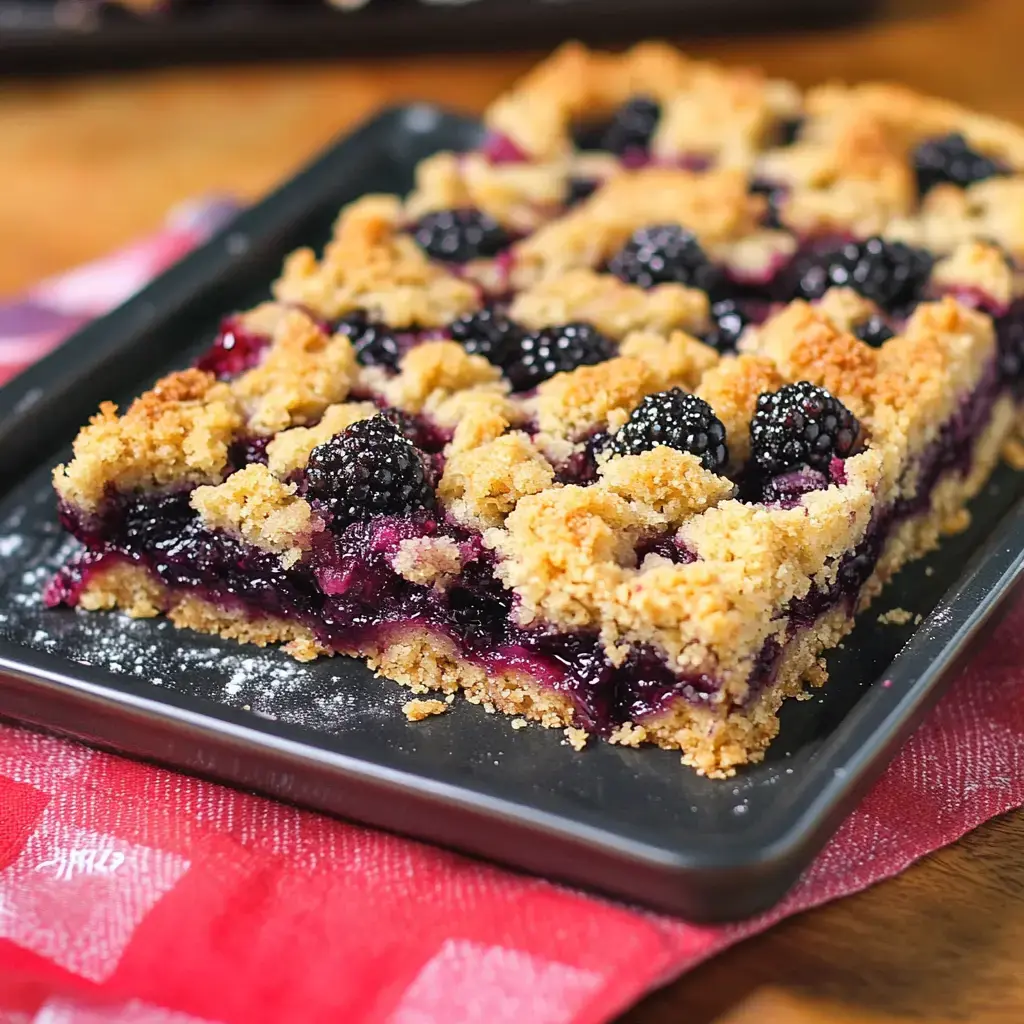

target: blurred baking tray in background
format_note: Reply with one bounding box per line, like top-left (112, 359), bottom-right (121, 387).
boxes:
top-left (1, 0), bottom-right (879, 74)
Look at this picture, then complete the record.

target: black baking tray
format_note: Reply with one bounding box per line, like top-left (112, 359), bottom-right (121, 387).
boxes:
top-left (0, 0), bottom-right (877, 74)
top-left (1, 106), bottom-right (1022, 922)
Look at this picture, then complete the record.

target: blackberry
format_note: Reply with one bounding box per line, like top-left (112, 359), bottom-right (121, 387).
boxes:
top-left (335, 312), bottom-right (401, 369)
top-left (305, 415), bottom-right (434, 529)
top-left (608, 388), bottom-right (728, 473)
top-left (794, 237), bottom-right (933, 313)
top-left (411, 208), bottom-right (512, 264)
top-left (608, 223), bottom-right (722, 293)
top-left (853, 314), bottom-right (895, 348)
top-left (704, 299), bottom-right (750, 353)
top-left (448, 307), bottom-right (523, 364)
top-left (572, 96), bottom-right (661, 155)
top-left (913, 132), bottom-right (1006, 196)
top-left (750, 382), bottom-right (860, 475)
top-left (502, 322), bottom-right (615, 392)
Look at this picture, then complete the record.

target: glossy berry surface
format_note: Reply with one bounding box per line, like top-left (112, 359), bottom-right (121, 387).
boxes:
top-left (913, 132), bottom-right (1006, 196)
top-left (305, 415), bottom-right (434, 529)
top-left (751, 382), bottom-right (860, 475)
top-left (609, 388), bottom-right (729, 473)
top-left (794, 237), bottom-right (933, 313)
top-left (704, 299), bottom-right (750, 353)
top-left (335, 312), bottom-right (402, 369)
top-left (194, 317), bottom-right (270, 379)
top-left (608, 223), bottom-right (722, 293)
top-left (853, 315), bottom-right (895, 348)
top-left (572, 96), bottom-right (661, 156)
top-left (448, 307), bottom-right (523, 364)
top-left (411, 208), bottom-right (512, 263)
top-left (502, 322), bottom-right (615, 392)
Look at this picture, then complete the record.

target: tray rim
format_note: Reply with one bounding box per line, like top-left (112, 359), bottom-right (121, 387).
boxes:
top-left (0, 104), bottom-right (1021, 920)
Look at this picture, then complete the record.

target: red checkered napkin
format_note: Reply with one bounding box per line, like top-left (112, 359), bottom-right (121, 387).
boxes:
top-left (0, 206), bottom-right (1022, 1024)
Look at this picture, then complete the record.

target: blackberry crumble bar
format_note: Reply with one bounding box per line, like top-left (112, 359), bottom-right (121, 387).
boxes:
top-left (47, 43), bottom-right (1024, 776)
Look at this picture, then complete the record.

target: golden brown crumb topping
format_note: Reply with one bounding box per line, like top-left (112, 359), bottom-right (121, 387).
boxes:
top-left (439, 432), bottom-right (555, 530)
top-left (53, 369), bottom-right (242, 512)
top-left (191, 464), bottom-right (317, 567)
top-left (232, 309), bottom-right (358, 435)
top-left (532, 356), bottom-right (659, 437)
top-left (512, 168), bottom-right (764, 286)
top-left (384, 340), bottom-right (503, 414)
top-left (597, 447), bottom-right (735, 527)
top-left (509, 269), bottom-right (709, 339)
top-left (392, 536), bottom-right (463, 590)
top-left (265, 401), bottom-right (378, 478)
top-left (273, 195), bottom-right (479, 326)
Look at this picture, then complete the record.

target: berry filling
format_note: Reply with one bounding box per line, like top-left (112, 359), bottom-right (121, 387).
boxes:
top-left (194, 318), bottom-right (271, 379)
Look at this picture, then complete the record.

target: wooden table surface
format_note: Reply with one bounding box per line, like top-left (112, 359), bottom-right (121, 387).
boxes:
top-left (3, 1), bottom-right (1024, 1020)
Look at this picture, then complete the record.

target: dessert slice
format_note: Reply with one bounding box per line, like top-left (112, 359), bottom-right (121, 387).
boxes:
top-left (46, 42), bottom-right (1024, 776)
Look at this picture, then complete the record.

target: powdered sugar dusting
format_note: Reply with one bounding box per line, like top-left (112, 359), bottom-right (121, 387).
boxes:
top-left (0, 492), bottom-right (405, 736)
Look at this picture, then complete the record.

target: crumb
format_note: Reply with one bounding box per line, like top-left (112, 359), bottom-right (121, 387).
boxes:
top-left (445, 692), bottom-right (455, 704)
top-left (1002, 436), bottom-right (1024, 471)
top-left (564, 726), bottom-right (589, 751)
top-left (925, 566), bottom-right (935, 576)
top-left (877, 607), bottom-right (914, 626)
top-left (511, 718), bottom-right (528, 730)
top-left (402, 698), bottom-right (449, 722)
top-left (914, 613), bottom-right (923, 625)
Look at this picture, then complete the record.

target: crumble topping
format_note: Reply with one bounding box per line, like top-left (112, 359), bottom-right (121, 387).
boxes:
top-left (532, 356), bottom-right (662, 437)
top-left (488, 484), bottom-right (644, 632)
top-left (511, 168), bottom-right (764, 286)
top-left (53, 369), bottom-right (242, 512)
top-left (392, 536), bottom-right (463, 590)
top-left (619, 330), bottom-right (720, 391)
top-left (749, 301), bottom-right (879, 418)
top-left (696, 354), bottom-right (786, 465)
top-left (191, 464), bottom-right (316, 567)
top-left (265, 401), bottom-right (379, 478)
top-left (273, 195), bottom-right (479, 326)
top-left (509, 268), bottom-right (709, 339)
top-left (653, 68), bottom-right (801, 168)
top-left (430, 386), bottom-right (525, 434)
top-left (811, 287), bottom-right (880, 333)
top-left (402, 698), bottom-right (450, 721)
top-left (384, 340), bottom-right (503, 414)
top-left (930, 240), bottom-right (1017, 308)
top-left (231, 309), bottom-right (358, 435)
top-left (483, 41), bottom-right (695, 161)
top-left (439, 432), bottom-right (555, 530)
top-left (885, 176), bottom-right (1024, 259)
top-left (406, 151), bottom-right (568, 233)
top-left (597, 447), bottom-right (734, 527)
